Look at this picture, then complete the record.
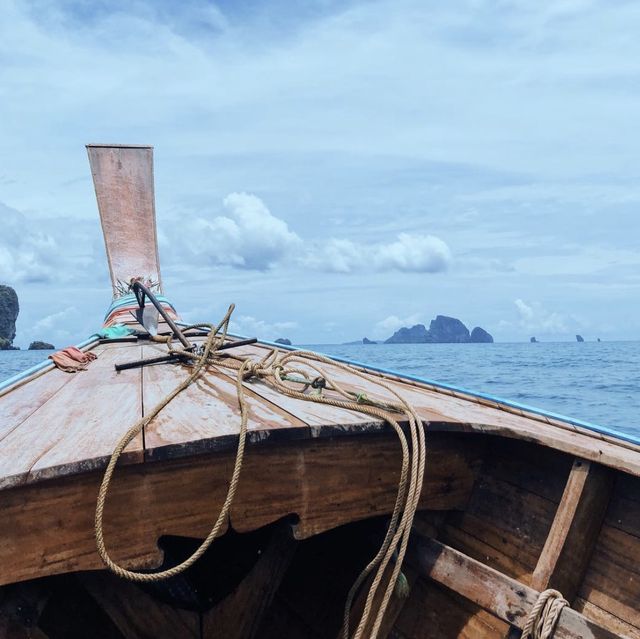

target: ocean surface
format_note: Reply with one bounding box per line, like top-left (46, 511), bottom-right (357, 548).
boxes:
top-left (2, 341), bottom-right (639, 441)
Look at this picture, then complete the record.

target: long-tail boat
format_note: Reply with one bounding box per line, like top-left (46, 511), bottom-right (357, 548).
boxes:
top-left (0, 144), bottom-right (639, 639)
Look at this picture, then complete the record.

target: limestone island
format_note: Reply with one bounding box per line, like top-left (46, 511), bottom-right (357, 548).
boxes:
top-left (29, 341), bottom-right (56, 350)
top-left (385, 315), bottom-right (493, 344)
top-left (0, 284), bottom-right (20, 350)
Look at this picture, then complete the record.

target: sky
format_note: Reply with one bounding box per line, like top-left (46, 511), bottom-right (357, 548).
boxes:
top-left (1, 0), bottom-right (639, 347)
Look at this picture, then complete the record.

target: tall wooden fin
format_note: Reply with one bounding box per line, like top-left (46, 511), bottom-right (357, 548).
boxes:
top-left (87, 144), bottom-right (163, 297)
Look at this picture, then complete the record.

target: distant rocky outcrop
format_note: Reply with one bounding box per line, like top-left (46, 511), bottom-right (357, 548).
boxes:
top-left (576, 334), bottom-right (584, 343)
top-left (0, 285), bottom-right (19, 350)
top-left (275, 338), bottom-right (292, 346)
top-left (362, 337), bottom-right (376, 344)
top-left (427, 316), bottom-right (470, 343)
top-left (470, 327), bottom-right (493, 343)
top-left (385, 324), bottom-right (430, 344)
top-left (530, 337), bottom-right (538, 343)
top-left (29, 341), bottom-right (55, 350)
top-left (385, 315), bottom-right (493, 344)
top-left (0, 337), bottom-right (19, 350)
top-left (597, 338), bottom-right (601, 342)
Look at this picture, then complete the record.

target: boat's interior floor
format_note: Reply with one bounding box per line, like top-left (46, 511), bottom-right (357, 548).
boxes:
top-left (1, 334), bottom-right (640, 492)
top-left (3, 434), bottom-right (640, 638)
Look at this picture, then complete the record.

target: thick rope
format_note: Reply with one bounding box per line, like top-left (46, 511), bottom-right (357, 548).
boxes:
top-left (521, 589), bottom-right (568, 639)
top-left (95, 304), bottom-right (427, 639)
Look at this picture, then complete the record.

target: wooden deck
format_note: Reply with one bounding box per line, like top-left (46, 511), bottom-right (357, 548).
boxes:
top-left (1, 335), bottom-right (640, 494)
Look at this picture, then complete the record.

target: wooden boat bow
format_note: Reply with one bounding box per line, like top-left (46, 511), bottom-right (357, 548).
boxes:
top-left (0, 145), bottom-right (639, 638)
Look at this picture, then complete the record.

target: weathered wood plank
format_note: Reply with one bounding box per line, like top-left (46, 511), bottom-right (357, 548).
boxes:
top-left (0, 342), bottom-right (114, 436)
top-left (80, 571), bottom-right (198, 639)
top-left (140, 344), bottom-right (310, 460)
top-left (0, 367), bottom-right (74, 439)
top-left (530, 459), bottom-right (614, 601)
top-left (408, 536), bottom-right (624, 639)
top-left (231, 435), bottom-right (476, 538)
top-left (87, 145), bottom-right (162, 294)
top-left (481, 437), bottom-right (572, 503)
top-left (579, 524), bottom-right (640, 630)
top-left (213, 343), bottom-right (387, 434)
top-left (392, 577), bottom-right (508, 639)
top-left (232, 342), bottom-right (640, 477)
top-left (575, 598), bottom-right (640, 639)
top-left (202, 523), bottom-right (297, 639)
top-left (0, 346), bottom-right (144, 490)
top-left (442, 472), bottom-right (559, 584)
top-left (0, 433), bottom-right (472, 587)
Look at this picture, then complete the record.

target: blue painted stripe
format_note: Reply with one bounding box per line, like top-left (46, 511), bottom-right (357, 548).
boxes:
top-left (0, 334), bottom-right (101, 394)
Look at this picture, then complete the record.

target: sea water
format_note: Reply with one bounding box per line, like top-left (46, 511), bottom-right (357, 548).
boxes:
top-left (2, 341), bottom-right (639, 440)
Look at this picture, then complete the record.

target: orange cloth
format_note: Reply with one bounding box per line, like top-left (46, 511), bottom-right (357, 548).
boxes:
top-left (49, 347), bottom-right (98, 373)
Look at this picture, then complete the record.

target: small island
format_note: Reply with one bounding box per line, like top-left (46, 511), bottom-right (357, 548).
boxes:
top-left (29, 341), bottom-right (55, 350)
top-left (385, 315), bottom-right (493, 344)
top-left (275, 338), bottom-right (292, 346)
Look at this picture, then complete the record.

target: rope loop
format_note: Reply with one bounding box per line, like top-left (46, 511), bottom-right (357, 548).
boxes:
top-left (95, 305), bottom-right (427, 639)
top-left (521, 589), bottom-right (568, 639)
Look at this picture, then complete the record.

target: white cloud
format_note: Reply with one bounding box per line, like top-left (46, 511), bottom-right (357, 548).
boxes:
top-left (375, 233), bottom-right (452, 273)
top-left (0, 202), bottom-right (60, 283)
top-left (303, 234), bottom-right (451, 274)
top-left (20, 306), bottom-right (78, 347)
top-left (230, 315), bottom-right (297, 341)
top-left (168, 193), bottom-right (451, 275)
top-left (172, 192), bottom-right (302, 271)
top-left (513, 298), bottom-right (570, 334)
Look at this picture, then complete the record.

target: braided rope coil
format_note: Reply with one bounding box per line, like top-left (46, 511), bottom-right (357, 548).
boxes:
top-left (95, 304), bottom-right (427, 639)
top-left (521, 589), bottom-right (568, 639)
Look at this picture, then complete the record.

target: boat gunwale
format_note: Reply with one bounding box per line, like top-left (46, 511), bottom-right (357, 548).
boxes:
top-left (245, 333), bottom-right (640, 450)
top-left (2, 327), bottom-right (639, 453)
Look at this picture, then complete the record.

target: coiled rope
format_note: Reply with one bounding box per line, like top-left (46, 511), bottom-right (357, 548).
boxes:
top-left (95, 304), bottom-right (426, 639)
top-left (521, 589), bottom-right (568, 639)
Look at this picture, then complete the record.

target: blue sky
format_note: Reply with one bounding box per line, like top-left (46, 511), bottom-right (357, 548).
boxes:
top-left (1, 0), bottom-right (639, 346)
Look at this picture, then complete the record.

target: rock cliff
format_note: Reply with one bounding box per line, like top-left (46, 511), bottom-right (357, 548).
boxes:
top-left (0, 285), bottom-right (19, 350)
top-left (385, 315), bottom-right (493, 344)
top-left (427, 315), bottom-right (470, 343)
top-left (385, 324), bottom-right (430, 344)
top-left (470, 327), bottom-right (494, 343)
